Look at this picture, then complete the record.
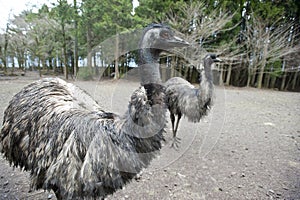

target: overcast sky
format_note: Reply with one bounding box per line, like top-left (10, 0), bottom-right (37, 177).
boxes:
top-left (0, 0), bottom-right (139, 32)
top-left (0, 0), bottom-right (85, 32)
top-left (0, 0), bottom-right (54, 31)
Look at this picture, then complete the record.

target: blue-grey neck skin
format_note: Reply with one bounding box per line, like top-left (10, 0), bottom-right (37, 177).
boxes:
top-left (137, 24), bottom-right (189, 86)
top-left (138, 25), bottom-right (164, 86)
top-left (138, 48), bottom-right (162, 85)
top-left (198, 56), bottom-right (214, 102)
top-left (203, 57), bottom-right (214, 82)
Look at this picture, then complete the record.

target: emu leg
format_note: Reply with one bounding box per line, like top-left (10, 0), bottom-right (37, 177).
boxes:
top-left (170, 113), bottom-right (175, 135)
top-left (174, 112), bottom-right (182, 136)
top-left (171, 113), bottom-right (181, 149)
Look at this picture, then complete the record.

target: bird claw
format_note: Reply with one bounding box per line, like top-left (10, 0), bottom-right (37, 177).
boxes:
top-left (170, 137), bottom-right (181, 149)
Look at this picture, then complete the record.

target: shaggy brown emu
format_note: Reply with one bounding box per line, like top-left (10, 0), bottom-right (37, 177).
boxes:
top-left (165, 54), bottom-right (221, 148)
top-left (0, 24), bottom-right (188, 199)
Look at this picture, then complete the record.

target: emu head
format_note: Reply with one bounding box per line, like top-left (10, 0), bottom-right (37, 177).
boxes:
top-left (204, 54), bottom-right (222, 68)
top-left (139, 24), bottom-right (189, 51)
top-left (138, 24), bottom-right (189, 85)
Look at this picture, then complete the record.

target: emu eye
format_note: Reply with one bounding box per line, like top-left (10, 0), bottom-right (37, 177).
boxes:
top-left (161, 32), bottom-right (170, 39)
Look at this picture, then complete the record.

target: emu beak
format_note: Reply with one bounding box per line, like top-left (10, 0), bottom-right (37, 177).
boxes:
top-left (169, 36), bottom-right (190, 47)
top-left (214, 57), bottom-right (222, 62)
top-left (210, 54), bottom-right (222, 62)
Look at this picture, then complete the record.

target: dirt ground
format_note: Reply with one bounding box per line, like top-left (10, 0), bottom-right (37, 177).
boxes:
top-left (0, 72), bottom-right (299, 200)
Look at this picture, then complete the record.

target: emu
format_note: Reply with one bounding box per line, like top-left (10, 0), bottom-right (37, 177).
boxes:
top-left (165, 54), bottom-right (221, 148)
top-left (0, 24), bottom-right (188, 199)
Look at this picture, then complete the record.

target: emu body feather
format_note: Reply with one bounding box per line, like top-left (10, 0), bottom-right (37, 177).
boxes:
top-left (0, 24), bottom-right (189, 199)
top-left (165, 54), bottom-right (221, 148)
top-left (0, 78), bottom-right (166, 199)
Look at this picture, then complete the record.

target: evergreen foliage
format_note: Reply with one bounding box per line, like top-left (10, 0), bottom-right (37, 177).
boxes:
top-left (0, 0), bottom-right (299, 90)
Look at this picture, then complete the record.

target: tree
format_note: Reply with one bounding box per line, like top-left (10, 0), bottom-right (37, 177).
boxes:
top-left (136, 0), bottom-right (175, 24)
top-left (8, 12), bottom-right (33, 72)
top-left (73, 0), bottom-right (79, 77)
top-left (163, 1), bottom-right (235, 82)
top-left (25, 9), bottom-right (60, 76)
top-left (0, 24), bottom-right (10, 73)
top-left (80, 0), bottom-right (97, 73)
top-left (51, 0), bottom-right (73, 79)
top-left (81, 0), bottom-right (141, 79)
top-left (243, 14), bottom-right (299, 89)
top-left (1, 0), bottom-right (299, 90)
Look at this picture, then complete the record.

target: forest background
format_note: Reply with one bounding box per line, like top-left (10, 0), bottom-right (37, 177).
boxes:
top-left (0, 0), bottom-right (299, 91)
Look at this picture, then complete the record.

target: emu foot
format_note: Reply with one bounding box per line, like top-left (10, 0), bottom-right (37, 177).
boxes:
top-left (170, 136), bottom-right (181, 149)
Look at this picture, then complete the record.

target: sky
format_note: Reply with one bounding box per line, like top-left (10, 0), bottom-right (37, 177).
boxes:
top-left (0, 0), bottom-right (53, 31)
top-left (0, 0), bottom-right (139, 32)
top-left (0, 0), bottom-right (85, 32)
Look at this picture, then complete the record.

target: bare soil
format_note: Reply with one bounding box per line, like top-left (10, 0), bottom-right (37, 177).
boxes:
top-left (0, 72), bottom-right (299, 200)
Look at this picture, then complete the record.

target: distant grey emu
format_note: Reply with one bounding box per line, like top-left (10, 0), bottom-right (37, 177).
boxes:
top-left (165, 54), bottom-right (221, 148)
top-left (0, 24), bottom-right (188, 199)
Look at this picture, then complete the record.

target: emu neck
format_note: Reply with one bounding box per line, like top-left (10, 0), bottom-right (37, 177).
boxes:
top-left (198, 60), bottom-right (214, 101)
top-left (203, 59), bottom-right (214, 84)
top-left (138, 48), bottom-right (162, 85)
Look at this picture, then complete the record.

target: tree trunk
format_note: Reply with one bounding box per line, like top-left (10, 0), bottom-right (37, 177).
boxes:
top-left (169, 56), bottom-right (181, 76)
top-left (48, 57), bottom-right (51, 70)
top-left (257, 32), bottom-right (269, 89)
top-left (280, 70), bottom-right (287, 91)
top-left (107, 64), bottom-right (111, 77)
top-left (264, 72), bottom-right (270, 88)
top-left (270, 75), bottom-right (276, 89)
top-left (87, 22), bottom-right (93, 70)
top-left (1, 57), bottom-right (7, 73)
top-left (178, 57), bottom-right (182, 77)
top-left (53, 56), bottom-right (57, 74)
top-left (17, 57), bottom-right (22, 71)
top-left (11, 57), bottom-right (15, 75)
top-left (94, 52), bottom-right (99, 76)
top-left (219, 63), bottom-right (223, 85)
top-left (233, 67), bottom-right (241, 86)
top-left (73, 0), bottom-right (79, 78)
top-left (169, 56), bottom-right (175, 78)
top-left (183, 64), bottom-right (188, 80)
top-left (291, 70), bottom-right (299, 90)
top-left (102, 59), bottom-right (106, 77)
top-left (3, 25), bottom-right (9, 73)
top-left (191, 67), bottom-right (198, 83)
top-left (246, 65), bottom-right (252, 87)
top-left (250, 65), bottom-right (256, 86)
top-left (174, 56), bottom-right (179, 77)
top-left (62, 47), bottom-right (68, 79)
top-left (225, 60), bottom-right (232, 86)
top-left (257, 63), bottom-right (265, 88)
top-left (114, 33), bottom-right (120, 79)
top-left (189, 67), bottom-right (193, 82)
top-left (38, 57), bottom-right (42, 77)
top-left (284, 72), bottom-right (292, 91)
top-left (62, 22), bottom-right (68, 79)
top-left (41, 58), bottom-right (46, 71)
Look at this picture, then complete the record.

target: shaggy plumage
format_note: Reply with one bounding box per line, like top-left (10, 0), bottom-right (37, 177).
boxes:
top-left (165, 54), bottom-right (221, 148)
top-left (0, 24), bottom-right (189, 199)
top-left (0, 78), bottom-right (166, 199)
